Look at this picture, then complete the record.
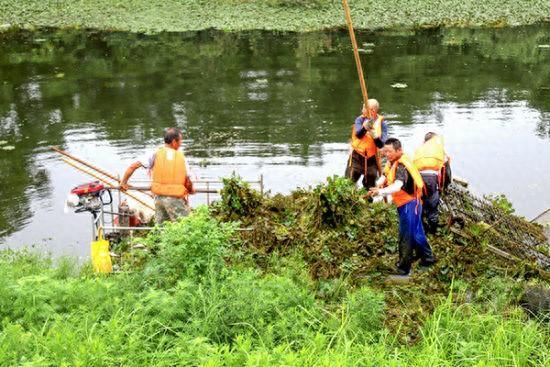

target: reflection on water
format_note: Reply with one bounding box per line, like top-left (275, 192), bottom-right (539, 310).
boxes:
top-left (0, 26), bottom-right (549, 256)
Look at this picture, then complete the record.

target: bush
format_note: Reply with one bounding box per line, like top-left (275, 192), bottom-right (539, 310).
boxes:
top-left (309, 175), bottom-right (367, 228)
top-left (218, 174), bottom-right (262, 219)
top-left (142, 206), bottom-right (237, 287)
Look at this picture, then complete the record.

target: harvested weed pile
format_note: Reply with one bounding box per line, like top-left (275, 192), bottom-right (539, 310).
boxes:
top-left (213, 175), bottom-right (538, 282)
top-left (212, 175), bottom-right (548, 337)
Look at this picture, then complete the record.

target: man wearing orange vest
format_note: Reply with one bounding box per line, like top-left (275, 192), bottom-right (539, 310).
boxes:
top-left (345, 99), bottom-right (388, 190)
top-left (120, 127), bottom-right (195, 225)
top-left (369, 138), bottom-right (436, 275)
top-left (413, 132), bottom-right (452, 234)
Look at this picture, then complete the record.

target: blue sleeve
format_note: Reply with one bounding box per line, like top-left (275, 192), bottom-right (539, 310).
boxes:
top-left (373, 120), bottom-right (389, 148)
top-left (380, 120), bottom-right (388, 143)
top-left (354, 116), bottom-right (367, 138)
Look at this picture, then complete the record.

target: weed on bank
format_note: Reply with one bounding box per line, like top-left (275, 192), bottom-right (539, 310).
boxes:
top-left (0, 200), bottom-right (548, 365)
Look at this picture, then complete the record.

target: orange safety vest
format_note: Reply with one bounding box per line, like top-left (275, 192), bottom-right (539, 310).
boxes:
top-left (350, 115), bottom-right (384, 158)
top-left (151, 146), bottom-right (188, 198)
top-left (413, 135), bottom-right (446, 171)
top-left (384, 154), bottom-right (424, 207)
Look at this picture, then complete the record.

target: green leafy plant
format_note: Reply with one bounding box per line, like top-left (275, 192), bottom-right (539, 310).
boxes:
top-left (218, 174), bottom-right (262, 219)
top-left (142, 206), bottom-right (237, 287)
top-left (484, 193), bottom-right (515, 215)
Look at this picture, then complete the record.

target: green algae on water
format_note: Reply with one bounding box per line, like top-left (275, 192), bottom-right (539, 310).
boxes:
top-left (0, 0), bottom-right (548, 33)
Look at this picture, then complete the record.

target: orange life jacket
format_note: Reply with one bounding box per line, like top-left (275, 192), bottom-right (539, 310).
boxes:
top-left (413, 135), bottom-right (446, 171)
top-left (384, 154), bottom-right (424, 207)
top-left (151, 146), bottom-right (188, 198)
top-left (350, 115), bottom-right (384, 158)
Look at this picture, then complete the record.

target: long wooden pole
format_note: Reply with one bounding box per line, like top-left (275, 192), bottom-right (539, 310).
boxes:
top-left (52, 146), bottom-right (121, 184)
top-left (342, 0), bottom-right (383, 174)
top-left (51, 146), bottom-right (155, 198)
top-left (60, 157), bottom-right (155, 211)
top-left (342, 0), bottom-right (369, 114)
top-left (53, 146), bottom-right (219, 195)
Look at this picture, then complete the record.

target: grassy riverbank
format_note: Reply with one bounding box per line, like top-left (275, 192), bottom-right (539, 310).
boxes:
top-left (1, 250), bottom-right (548, 366)
top-left (1, 0), bottom-right (549, 33)
top-left (1, 178), bottom-right (548, 365)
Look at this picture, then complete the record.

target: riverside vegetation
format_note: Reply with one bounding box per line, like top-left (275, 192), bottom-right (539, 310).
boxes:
top-left (0, 0), bottom-right (549, 33)
top-left (1, 176), bottom-right (548, 366)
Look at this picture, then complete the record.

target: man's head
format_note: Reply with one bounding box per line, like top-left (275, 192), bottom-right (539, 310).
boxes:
top-left (424, 132), bottom-right (437, 142)
top-left (383, 137), bottom-right (403, 163)
top-left (362, 99), bottom-right (380, 117)
top-left (164, 127), bottom-right (183, 149)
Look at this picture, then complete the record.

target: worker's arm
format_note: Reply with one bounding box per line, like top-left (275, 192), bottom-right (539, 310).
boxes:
top-left (354, 116), bottom-right (368, 138)
top-left (377, 180), bottom-right (403, 196)
top-left (375, 175), bottom-right (386, 188)
top-left (120, 161), bottom-right (143, 191)
top-left (369, 180), bottom-right (403, 197)
top-left (374, 121), bottom-right (388, 148)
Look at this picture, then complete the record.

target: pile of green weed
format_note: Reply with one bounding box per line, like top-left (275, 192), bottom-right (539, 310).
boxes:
top-left (218, 174), bottom-right (262, 219)
top-left (212, 175), bottom-right (547, 337)
top-left (213, 175), bottom-right (521, 283)
top-left (214, 175), bottom-right (401, 279)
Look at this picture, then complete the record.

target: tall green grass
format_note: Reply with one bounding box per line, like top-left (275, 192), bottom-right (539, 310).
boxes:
top-left (0, 209), bottom-right (547, 366)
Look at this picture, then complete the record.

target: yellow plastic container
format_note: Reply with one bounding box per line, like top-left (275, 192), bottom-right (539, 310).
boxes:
top-left (91, 229), bottom-right (112, 274)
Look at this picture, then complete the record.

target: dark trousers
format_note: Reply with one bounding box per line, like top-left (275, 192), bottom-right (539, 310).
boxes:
top-left (345, 151), bottom-right (378, 190)
top-left (421, 173), bottom-right (440, 234)
top-left (397, 200), bottom-right (435, 274)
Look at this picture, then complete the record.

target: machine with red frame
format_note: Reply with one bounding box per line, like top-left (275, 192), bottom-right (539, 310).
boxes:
top-left (65, 181), bottom-right (149, 242)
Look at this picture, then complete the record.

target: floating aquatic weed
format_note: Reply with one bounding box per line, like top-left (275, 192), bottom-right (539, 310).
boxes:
top-left (391, 83), bottom-right (408, 89)
top-left (358, 48), bottom-right (373, 54)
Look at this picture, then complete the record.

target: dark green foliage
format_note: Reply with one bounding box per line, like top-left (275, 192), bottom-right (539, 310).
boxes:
top-left (309, 175), bottom-right (365, 228)
top-left (215, 175), bottom-right (396, 279)
top-left (218, 174), bottom-right (262, 219)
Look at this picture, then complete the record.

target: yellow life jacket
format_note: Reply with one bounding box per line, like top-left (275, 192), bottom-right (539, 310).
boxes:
top-left (413, 135), bottom-right (445, 171)
top-left (350, 115), bottom-right (384, 158)
top-left (384, 154), bottom-right (424, 207)
top-left (151, 146), bottom-right (188, 198)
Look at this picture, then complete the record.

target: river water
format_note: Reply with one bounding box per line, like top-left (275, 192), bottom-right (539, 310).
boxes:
top-left (1, 26), bottom-right (549, 257)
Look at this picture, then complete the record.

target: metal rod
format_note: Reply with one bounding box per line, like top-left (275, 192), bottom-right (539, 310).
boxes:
top-left (530, 208), bottom-right (550, 223)
top-left (52, 146), bottom-right (155, 198)
top-left (260, 174), bottom-right (264, 196)
top-left (61, 157), bottom-right (155, 211)
top-left (117, 173), bottom-right (122, 210)
top-left (108, 185), bottom-right (218, 194)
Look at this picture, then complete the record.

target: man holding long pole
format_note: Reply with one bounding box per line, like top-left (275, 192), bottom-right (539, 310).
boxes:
top-left (346, 99), bottom-right (388, 190)
top-left (341, 0), bottom-right (386, 190)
